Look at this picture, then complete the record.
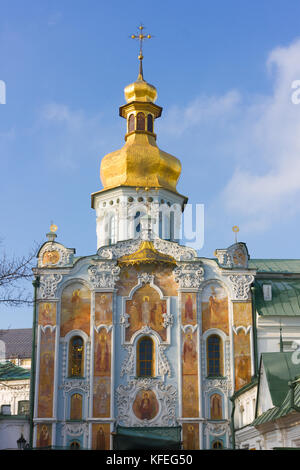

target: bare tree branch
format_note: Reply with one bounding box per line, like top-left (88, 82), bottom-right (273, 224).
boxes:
top-left (0, 240), bottom-right (40, 308)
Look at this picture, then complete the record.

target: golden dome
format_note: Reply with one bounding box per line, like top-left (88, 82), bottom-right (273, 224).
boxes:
top-left (124, 77), bottom-right (157, 103)
top-left (99, 67), bottom-right (182, 193)
top-left (100, 132), bottom-right (181, 192)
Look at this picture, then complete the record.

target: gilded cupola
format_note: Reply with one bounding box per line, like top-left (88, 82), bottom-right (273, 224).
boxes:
top-left (99, 27), bottom-right (182, 194)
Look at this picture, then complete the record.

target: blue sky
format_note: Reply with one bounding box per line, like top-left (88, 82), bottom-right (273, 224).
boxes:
top-left (2, 0), bottom-right (300, 328)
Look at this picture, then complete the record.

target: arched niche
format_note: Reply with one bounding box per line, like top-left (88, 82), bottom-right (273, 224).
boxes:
top-left (60, 282), bottom-right (91, 337)
top-left (125, 284), bottom-right (167, 342)
top-left (201, 281), bottom-right (229, 335)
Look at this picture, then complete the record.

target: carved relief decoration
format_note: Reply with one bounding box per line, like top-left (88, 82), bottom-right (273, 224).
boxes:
top-left (154, 239), bottom-right (197, 262)
top-left (38, 274), bottom-right (63, 299)
top-left (205, 421), bottom-right (230, 436)
top-left (62, 422), bottom-right (89, 437)
top-left (174, 263), bottom-right (204, 289)
top-left (88, 261), bottom-right (120, 289)
top-left (116, 378), bottom-right (177, 427)
top-left (97, 238), bottom-right (197, 263)
top-left (38, 243), bottom-right (74, 268)
top-left (60, 380), bottom-right (90, 394)
top-left (214, 243), bottom-right (249, 269)
top-left (227, 274), bottom-right (254, 301)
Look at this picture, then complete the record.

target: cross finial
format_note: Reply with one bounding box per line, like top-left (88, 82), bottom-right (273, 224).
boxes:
top-left (232, 225), bottom-right (239, 244)
top-left (131, 24), bottom-right (152, 80)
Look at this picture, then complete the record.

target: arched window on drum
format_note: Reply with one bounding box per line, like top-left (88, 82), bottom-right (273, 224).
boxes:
top-left (136, 112), bottom-right (145, 131)
top-left (128, 113), bottom-right (135, 133)
top-left (147, 114), bottom-right (153, 133)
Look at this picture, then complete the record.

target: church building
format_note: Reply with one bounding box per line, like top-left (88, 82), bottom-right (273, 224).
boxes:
top-left (30, 34), bottom-right (300, 450)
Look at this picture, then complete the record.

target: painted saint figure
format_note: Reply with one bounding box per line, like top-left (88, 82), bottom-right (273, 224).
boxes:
top-left (141, 296), bottom-right (151, 325)
top-left (211, 394), bottom-right (222, 420)
top-left (140, 391), bottom-right (152, 420)
top-left (96, 331), bottom-right (110, 374)
top-left (38, 424), bottom-right (50, 447)
top-left (184, 295), bottom-right (194, 322)
top-left (183, 333), bottom-right (197, 366)
top-left (187, 425), bottom-right (195, 450)
top-left (96, 426), bottom-right (106, 450)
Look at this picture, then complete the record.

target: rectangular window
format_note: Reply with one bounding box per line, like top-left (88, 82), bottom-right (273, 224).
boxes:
top-left (18, 400), bottom-right (30, 416)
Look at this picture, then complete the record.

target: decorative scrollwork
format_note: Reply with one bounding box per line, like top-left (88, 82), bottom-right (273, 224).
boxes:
top-left (39, 274), bottom-right (63, 299)
top-left (88, 262), bottom-right (120, 289)
top-left (116, 379), bottom-right (177, 427)
top-left (120, 345), bottom-right (135, 377)
top-left (154, 239), bottom-right (197, 261)
top-left (174, 263), bottom-right (204, 289)
top-left (228, 274), bottom-right (254, 300)
top-left (206, 421), bottom-right (230, 436)
top-left (137, 273), bottom-right (154, 284)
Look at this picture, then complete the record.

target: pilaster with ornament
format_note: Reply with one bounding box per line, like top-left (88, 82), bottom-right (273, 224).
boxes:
top-left (38, 274), bottom-right (63, 300)
top-left (226, 274), bottom-right (255, 301)
top-left (173, 262), bottom-right (204, 290)
top-left (88, 261), bottom-right (120, 290)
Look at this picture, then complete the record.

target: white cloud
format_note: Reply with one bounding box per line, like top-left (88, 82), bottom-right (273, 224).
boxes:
top-left (161, 90), bottom-right (241, 136)
top-left (163, 38), bottom-right (300, 234)
top-left (38, 103), bottom-right (106, 170)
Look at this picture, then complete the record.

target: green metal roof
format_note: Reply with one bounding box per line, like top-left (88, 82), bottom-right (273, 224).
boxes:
top-left (249, 259), bottom-right (300, 273)
top-left (261, 352), bottom-right (300, 406)
top-left (252, 406), bottom-right (279, 426)
top-left (255, 279), bottom-right (300, 316)
top-left (252, 353), bottom-right (300, 426)
top-left (0, 361), bottom-right (30, 380)
top-left (253, 380), bottom-right (300, 426)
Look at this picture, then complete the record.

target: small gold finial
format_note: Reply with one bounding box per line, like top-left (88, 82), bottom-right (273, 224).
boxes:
top-left (232, 225), bottom-right (239, 243)
top-left (131, 24), bottom-right (152, 80)
top-left (50, 222), bottom-right (58, 233)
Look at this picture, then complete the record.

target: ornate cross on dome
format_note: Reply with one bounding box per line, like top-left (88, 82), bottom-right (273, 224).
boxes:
top-left (131, 24), bottom-right (152, 79)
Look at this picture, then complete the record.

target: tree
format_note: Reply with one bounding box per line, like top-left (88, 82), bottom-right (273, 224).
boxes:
top-left (0, 242), bottom-right (38, 307)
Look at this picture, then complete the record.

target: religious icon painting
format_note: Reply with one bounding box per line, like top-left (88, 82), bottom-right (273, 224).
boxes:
top-left (234, 329), bottom-right (251, 391)
top-left (60, 283), bottom-right (91, 336)
top-left (94, 328), bottom-right (111, 377)
top-left (42, 250), bottom-right (60, 266)
top-left (92, 423), bottom-right (111, 450)
top-left (95, 293), bottom-right (113, 326)
top-left (181, 293), bottom-right (197, 325)
top-left (182, 423), bottom-right (199, 450)
top-left (36, 423), bottom-right (52, 448)
top-left (93, 376), bottom-right (110, 417)
top-left (38, 302), bottom-right (56, 326)
top-left (153, 265), bottom-right (178, 296)
top-left (125, 284), bottom-right (167, 341)
top-left (132, 389), bottom-right (159, 421)
top-left (182, 328), bottom-right (198, 375)
top-left (38, 328), bottom-right (55, 418)
top-left (182, 374), bottom-right (199, 418)
top-left (116, 266), bottom-right (138, 296)
top-left (201, 282), bottom-right (229, 334)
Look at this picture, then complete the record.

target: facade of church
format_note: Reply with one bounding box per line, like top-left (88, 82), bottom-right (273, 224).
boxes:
top-left (30, 59), bottom-right (300, 450)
